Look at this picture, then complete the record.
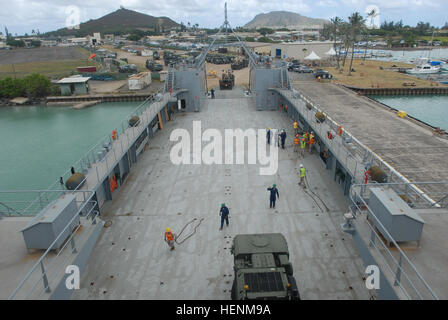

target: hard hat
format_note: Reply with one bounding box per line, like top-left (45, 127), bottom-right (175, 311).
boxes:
top-left (273, 184), bottom-right (276, 187)
top-left (221, 203), bottom-right (225, 207)
top-left (166, 227), bottom-right (171, 232)
top-left (300, 164), bottom-right (303, 167)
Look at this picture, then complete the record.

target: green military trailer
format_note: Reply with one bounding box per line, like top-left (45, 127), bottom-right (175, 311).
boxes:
top-left (230, 233), bottom-right (300, 300)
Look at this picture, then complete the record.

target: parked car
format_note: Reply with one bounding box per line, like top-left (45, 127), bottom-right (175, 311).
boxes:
top-left (314, 69), bottom-right (333, 79)
top-left (294, 66), bottom-right (314, 73)
top-left (288, 63), bottom-right (301, 71)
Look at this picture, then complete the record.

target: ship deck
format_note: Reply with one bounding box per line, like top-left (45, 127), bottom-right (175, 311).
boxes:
top-left (71, 88), bottom-right (374, 300)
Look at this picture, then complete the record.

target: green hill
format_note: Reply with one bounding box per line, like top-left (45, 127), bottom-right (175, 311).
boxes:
top-left (45, 8), bottom-right (179, 37)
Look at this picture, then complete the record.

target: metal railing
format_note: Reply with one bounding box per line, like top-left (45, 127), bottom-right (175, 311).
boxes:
top-left (0, 90), bottom-right (177, 216)
top-left (349, 182), bottom-right (447, 300)
top-left (7, 190), bottom-right (99, 300)
top-left (274, 87), bottom-right (437, 205)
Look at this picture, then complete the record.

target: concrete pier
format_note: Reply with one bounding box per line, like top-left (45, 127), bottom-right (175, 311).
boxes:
top-left (291, 81), bottom-right (448, 200)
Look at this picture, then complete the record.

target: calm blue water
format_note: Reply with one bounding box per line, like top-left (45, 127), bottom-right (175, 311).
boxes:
top-left (370, 95), bottom-right (448, 129)
top-left (0, 102), bottom-right (140, 191)
top-left (369, 48), bottom-right (448, 63)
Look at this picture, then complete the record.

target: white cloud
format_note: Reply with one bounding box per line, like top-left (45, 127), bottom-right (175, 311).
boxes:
top-left (0, 0), bottom-right (445, 35)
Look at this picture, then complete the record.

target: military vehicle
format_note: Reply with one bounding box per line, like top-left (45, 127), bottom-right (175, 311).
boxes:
top-left (153, 51), bottom-right (160, 60)
top-left (230, 233), bottom-right (300, 300)
top-left (219, 70), bottom-right (235, 90)
top-left (231, 58), bottom-right (249, 70)
top-left (146, 60), bottom-right (163, 72)
top-left (118, 64), bottom-right (138, 73)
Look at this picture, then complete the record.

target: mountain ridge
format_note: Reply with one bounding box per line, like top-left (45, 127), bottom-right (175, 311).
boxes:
top-left (244, 11), bottom-right (328, 29)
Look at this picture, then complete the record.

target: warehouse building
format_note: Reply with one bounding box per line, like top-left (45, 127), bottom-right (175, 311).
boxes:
top-left (271, 41), bottom-right (337, 60)
top-left (57, 76), bottom-right (91, 95)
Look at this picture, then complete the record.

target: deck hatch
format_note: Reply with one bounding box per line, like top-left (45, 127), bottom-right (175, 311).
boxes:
top-left (244, 272), bottom-right (284, 292)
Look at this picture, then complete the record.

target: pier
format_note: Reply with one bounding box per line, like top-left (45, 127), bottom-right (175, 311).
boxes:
top-left (347, 86), bottom-right (448, 96)
top-left (289, 81), bottom-right (448, 200)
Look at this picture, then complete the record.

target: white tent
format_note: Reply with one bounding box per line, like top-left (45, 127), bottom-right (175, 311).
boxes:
top-left (304, 51), bottom-right (321, 60)
top-left (325, 47), bottom-right (337, 56)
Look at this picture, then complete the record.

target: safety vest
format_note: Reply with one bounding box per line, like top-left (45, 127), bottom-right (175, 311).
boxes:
top-left (300, 167), bottom-right (306, 178)
top-left (165, 231), bottom-right (174, 241)
top-left (309, 134), bottom-right (315, 145)
top-left (294, 138), bottom-right (299, 145)
top-left (293, 122), bottom-right (298, 129)
top-left (300, 139), bottom-right (306, 149)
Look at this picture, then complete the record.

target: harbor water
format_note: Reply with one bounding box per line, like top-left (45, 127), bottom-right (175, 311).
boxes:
top-left (0, 102), bottom-right (141, 191)
top-left (369, 95), bottom-right (448, 129)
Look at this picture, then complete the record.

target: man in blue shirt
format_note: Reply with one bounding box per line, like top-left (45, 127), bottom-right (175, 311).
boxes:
top-left (267, 184), bottom-right (280, 209)
top-left (220, 203), bottom-right (230, 230)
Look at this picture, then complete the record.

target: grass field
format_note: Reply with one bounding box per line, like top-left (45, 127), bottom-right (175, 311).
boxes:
top-left (0, 46), bottom-right (94, 80)
top-left (0, 59), bottom-right (96, 79)
top-left (325, 59), bottom-right (447, 88)
top-left (420, 36), bottom-right (448, 42)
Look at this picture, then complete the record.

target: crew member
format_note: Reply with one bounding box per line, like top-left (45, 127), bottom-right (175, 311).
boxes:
top-left (267, 184), bottom-right (280, 209)
top-left (293, 120), bottom-right (299, 134)
top-left (280, 129), bottom-right (287, 149)
top-left (300, 137), bottom-right (307, 158)
top-left (294, 134), bottom-right (300, 152)
top-left (219, 203), bottom-right (230, 230)
top-left (299, 164), bottom-right (306, 187)
top-left (164, 227), bottom-right (175, 251)
top-left (266, 128), bottom-right (272, 145)
top-left (309, 132), bottom-right (315, 154)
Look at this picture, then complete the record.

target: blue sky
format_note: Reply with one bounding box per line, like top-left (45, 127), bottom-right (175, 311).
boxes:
top-left (0, 0), bottom-right (447, 36)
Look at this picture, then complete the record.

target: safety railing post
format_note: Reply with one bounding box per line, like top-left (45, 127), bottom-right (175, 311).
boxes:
top-left (40, 261), bottom-right (51, 293)
top-left (70, 237), bottom-right (77, 254)
top-left (394, 253), bottom-right (403, 286)
top-left (369, 229), bottom-right (376, 247)
top-left (95, 165), bottom-right (100, 185)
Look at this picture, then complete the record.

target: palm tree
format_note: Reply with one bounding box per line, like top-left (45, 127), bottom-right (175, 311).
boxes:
top-left (364, 8), bottom-right (378, 60)
top-left (340, 22), bottom-right (351, 70)
top-left (348, 12), bottom-right (365, 76)
top-left (330, 17), bottom-right (343, 70)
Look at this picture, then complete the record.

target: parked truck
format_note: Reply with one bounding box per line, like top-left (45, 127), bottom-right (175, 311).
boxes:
top-left (230, 233), bottom-right (300, 300)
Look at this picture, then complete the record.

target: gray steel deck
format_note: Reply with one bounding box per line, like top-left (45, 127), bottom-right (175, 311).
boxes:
top-left (72, 89), bottom-right (374, 300)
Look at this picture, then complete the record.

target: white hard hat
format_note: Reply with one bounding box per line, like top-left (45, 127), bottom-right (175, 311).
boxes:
top-left (300, 164), bottom-right (303, 167)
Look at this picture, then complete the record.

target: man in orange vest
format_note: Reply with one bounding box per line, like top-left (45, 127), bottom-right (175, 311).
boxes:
top-left (308, 132), bottom-right (315, 154)
top-left (164, 227), bottom-right (175, 251)
top-left (293, 134), bottom-right (300, 152)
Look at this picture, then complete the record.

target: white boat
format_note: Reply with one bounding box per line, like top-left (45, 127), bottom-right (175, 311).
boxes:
top-left (406, 58), bottom-right (441, 74)
top-left (406, 64), bottom-right (441, 74)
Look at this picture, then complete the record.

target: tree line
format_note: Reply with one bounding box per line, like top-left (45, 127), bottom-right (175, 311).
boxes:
top-left (0, 74), bottom-right (55, 99)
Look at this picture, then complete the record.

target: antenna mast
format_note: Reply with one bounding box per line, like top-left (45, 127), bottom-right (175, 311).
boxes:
top-left (224, 2), bottom-right (229, 45)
